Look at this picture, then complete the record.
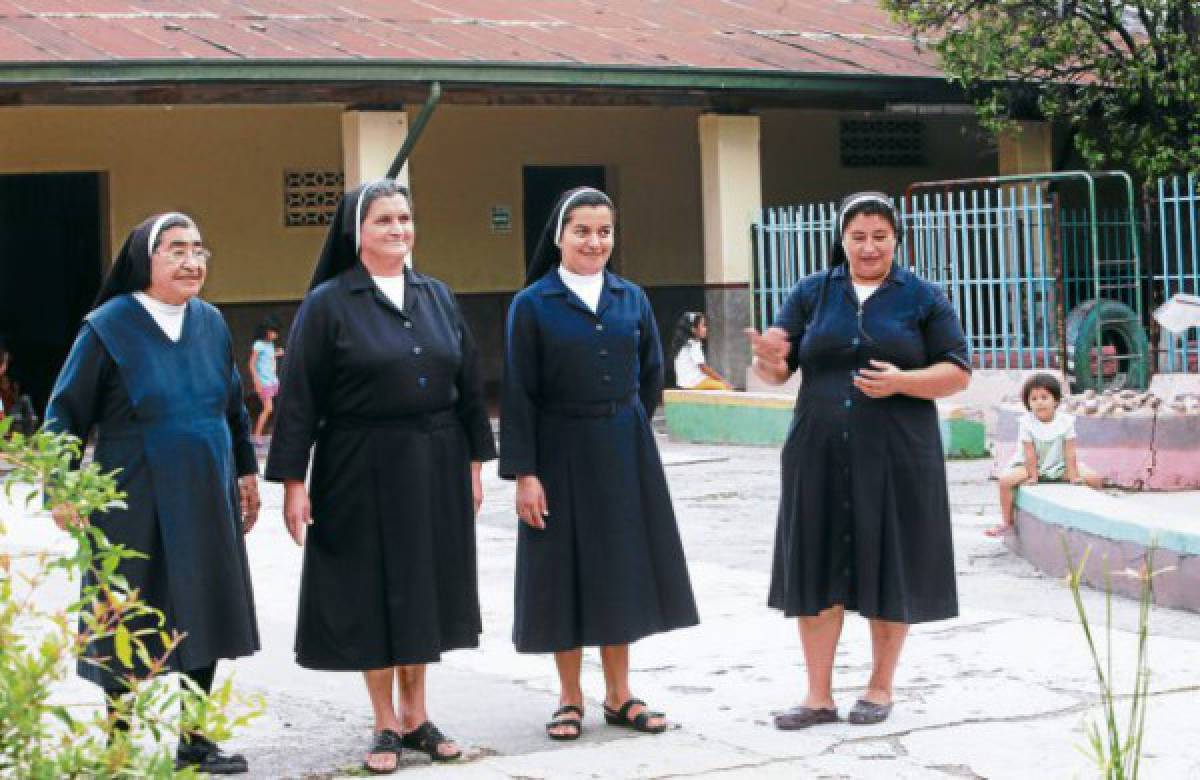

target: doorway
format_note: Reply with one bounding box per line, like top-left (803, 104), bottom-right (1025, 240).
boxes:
top-left (0, 172), bottom-right (106, 413)
top-left (522, 165), bottom-right (607, 273)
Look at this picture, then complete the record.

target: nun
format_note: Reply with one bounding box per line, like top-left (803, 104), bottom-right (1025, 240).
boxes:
top-left (500, 187), bottom-right (699, 741)
top-left (46, 212), bottom-right (260, 774)
top-left (266, 180), bottom-right (495, 774)
top-left (747, 192), bottom-right (970, 729)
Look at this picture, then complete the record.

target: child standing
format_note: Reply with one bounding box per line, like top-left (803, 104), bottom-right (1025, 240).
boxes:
top-left (248, 318), bottom-right (284, 442)
top-left (671, 312), bottom-right (732, 390)
top-left (985, 373), bottom-right (1105, 537)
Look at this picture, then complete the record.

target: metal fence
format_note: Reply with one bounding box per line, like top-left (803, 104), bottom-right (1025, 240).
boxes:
top-left (1154, 172), bottom-right (1200, 372)
top-left (751, 173), bottom-right (1152, 381)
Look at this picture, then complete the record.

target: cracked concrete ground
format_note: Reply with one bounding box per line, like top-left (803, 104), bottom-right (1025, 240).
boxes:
top-left (5, 436), bottom-right (1200, 778)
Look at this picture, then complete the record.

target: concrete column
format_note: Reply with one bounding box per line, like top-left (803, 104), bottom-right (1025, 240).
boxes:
top-left (341, 110), bottom-right (409, 188)
top-left (698, 113), bottom-right (761, 388)
top-left (997, 121), bottom-right (1052, 175)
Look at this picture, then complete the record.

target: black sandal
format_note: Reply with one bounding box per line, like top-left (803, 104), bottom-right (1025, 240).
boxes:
top-left (401, 720), bottom-right (462, 762)
top-left (545, 704), bottom-right (584, 741)
top-left (603, 698), bottom-right (667, 734)
top-left (362, 729), bottom-right (402, 775)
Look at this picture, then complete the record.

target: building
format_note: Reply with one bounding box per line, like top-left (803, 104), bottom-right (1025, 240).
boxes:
top-left (0, 1), bottom-right (1046, 407)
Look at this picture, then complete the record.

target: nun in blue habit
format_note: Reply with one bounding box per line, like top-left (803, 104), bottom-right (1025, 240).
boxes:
top-left (500, 187), bottom-right (699, 742)
top-left (46, 213), bottom-right (260, 774)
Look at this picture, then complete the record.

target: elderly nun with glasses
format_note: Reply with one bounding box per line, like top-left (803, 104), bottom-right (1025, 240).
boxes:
top-left (746, 192), bottom-right (971, 730)
top-left (46, 213), bottom-right (261, 774)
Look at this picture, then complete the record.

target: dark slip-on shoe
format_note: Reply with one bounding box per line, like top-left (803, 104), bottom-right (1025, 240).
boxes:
top-left (847, 699), bottom-right (893, 725)
top-left (773, 705), bottom-right (839, 730)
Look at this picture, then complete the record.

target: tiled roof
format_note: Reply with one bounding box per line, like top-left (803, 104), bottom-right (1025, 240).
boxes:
top-left (0, 1), bottom-right (942, 78)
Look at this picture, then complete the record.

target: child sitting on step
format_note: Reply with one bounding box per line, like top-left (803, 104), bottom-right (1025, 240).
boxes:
top-left (985, 372), bottom-right (1105, 537)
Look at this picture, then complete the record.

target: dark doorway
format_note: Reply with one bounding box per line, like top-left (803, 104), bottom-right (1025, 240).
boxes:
top-left (0, 172), bottom-right (105, 414)
top-left (522, 165), bottom-right (607, 273)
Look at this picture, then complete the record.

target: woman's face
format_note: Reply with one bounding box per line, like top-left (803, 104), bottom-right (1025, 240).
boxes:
top-left (147, 224), bottom-right (207, 305)
top-left (359, 193), bottom-right (414, 267)
top-left (559, 205), bottom-right (614, 276)
top-left (842, 213), bottom-right (897, 284)
top-left (693, 317), bottom-right (708, 340)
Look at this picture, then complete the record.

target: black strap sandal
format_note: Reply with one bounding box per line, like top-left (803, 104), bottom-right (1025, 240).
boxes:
top-left (545, 704), bottom-right (584, 741)
top-left (401, 720), bottom-right (462, 762)
top-left (603, 698), bottom-right (667, 734)
top-left (362, 729), bottom-right (403, 775)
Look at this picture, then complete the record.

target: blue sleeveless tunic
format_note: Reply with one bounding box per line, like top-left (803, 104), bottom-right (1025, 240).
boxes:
top-left (46, 294), bottom-right (259, 688)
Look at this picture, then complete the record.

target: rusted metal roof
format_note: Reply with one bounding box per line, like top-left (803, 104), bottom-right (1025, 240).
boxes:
top-left (0, 1), bottom-right (942, 78)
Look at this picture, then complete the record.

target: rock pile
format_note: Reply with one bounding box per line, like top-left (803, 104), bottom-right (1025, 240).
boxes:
top-left (1002, 389), bottom-right (1200, 417)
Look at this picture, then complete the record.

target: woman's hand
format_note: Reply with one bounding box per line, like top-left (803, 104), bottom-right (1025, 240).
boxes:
top-left (283, 480), bottom-right (313, 546)
top-left (853, 360), bottom-right (907, 398)
top-left (50, 504), bottom-right (85, 531)
top-left (745, 327), bottom-right (791, 384)
top-left (515, 475), bottom-right (549, 530)
top-left (238, 475), bottom-right (261, 533)
top-left (471, 461), bottom-right (483, 516)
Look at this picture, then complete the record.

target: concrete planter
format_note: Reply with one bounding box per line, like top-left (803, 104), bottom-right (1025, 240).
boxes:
top-left (665, 389), bottom-right (987, 457)
top-left (994, 406), bottom-right (1200, 490)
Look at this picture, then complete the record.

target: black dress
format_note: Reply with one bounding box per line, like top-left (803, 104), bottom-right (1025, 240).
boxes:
top-left (768, 263), bottom-right (970, 624)
top-left (46, 295), bottom-right (260, 689)
top-left (500, 269), bottom-right (699, 652)
top-left (266, 264), bottom-right (496, 670)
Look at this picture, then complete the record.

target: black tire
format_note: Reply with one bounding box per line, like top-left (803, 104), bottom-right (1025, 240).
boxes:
top-left (1065, 299), bottom-right (1149, 392)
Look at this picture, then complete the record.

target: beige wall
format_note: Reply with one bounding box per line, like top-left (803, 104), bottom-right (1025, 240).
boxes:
top-left (0, 104), bottom-right (343, 303)
top-left (759, 109), bottom-right (997, 206)
top-left (405, 105), bottom-right (705, 292)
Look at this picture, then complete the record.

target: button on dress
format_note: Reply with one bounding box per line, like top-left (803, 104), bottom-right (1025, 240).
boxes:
top-left (768, 263), bottom-right (970, 624)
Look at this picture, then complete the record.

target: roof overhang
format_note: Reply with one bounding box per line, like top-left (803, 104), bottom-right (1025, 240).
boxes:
top-left (0, 59), bottom-right (968, 109)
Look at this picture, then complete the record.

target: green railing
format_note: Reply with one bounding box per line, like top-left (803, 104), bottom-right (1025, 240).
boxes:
top-left (751, 172), bottom-right (1152, 386)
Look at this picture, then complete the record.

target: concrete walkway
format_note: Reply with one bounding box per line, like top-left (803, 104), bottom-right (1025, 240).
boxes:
top-left (4, 439), bottom-right (1200, 778)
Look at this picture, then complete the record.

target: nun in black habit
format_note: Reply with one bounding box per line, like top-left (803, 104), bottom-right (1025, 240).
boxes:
top-left (500, 187), bottom-right (698, 741)
top-left (46, 212), bottom-right (260, 774)
top-left (265, 180), bottom-right (495, 773)
top-left (747, 192), bottom-right (970, 730)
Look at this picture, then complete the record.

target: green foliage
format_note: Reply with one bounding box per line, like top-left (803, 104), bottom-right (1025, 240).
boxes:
top-left (883, 0), bottom-right (1200, 180)
top-left (1062, 541), bottom-right (1166, 779)
top-left (0, 417), bottom-right (262, 777)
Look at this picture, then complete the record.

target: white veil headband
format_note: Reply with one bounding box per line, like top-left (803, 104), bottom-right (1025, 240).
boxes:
top-left (837, 193), bottom-right (895, 238)
top-left (553, 187), bottom-right (608, 247)
top-left (147, 211), bottom-right (191, 255)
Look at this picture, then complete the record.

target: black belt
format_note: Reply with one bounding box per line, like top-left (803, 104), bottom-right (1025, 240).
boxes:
top-left (542, 394), bottom-right (636, 418)
top-left (323, 409), bottom-right (458, 432)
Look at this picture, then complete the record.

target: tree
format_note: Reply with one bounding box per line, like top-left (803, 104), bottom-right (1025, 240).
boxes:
top-left (884, 1), bottom-right (1200, 180)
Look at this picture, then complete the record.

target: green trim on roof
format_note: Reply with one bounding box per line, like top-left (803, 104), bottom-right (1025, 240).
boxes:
top-left (0, 58), bottom-right (959, 95)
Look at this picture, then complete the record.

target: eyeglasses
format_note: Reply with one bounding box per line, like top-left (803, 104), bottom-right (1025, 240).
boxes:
top-left (159, 246), bottom-right (212, 265)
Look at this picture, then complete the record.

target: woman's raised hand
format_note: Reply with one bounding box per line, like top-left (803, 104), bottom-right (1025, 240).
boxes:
top-left (282, 480), bottom-right (313, 546)
top-left (515, 475), bottom-right (549, 530)
top-left (745, 326), bottom-right (791, 384)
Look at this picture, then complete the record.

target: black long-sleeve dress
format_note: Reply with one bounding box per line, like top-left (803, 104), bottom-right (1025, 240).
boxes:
top-left (266, 263), bottom-right (496, 670)
top-left (46, 294), bottom-right (260, 689)
top-left (768, 263), bottom-right (970, 624)
top-left (500, 269), bottom-right (698, 652)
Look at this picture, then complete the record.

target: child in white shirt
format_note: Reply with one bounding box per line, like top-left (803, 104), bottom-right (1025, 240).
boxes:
top-left (985, 373), bottom-right (1105, 537)
top-left (671, 312), bottom-right (732, 390)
